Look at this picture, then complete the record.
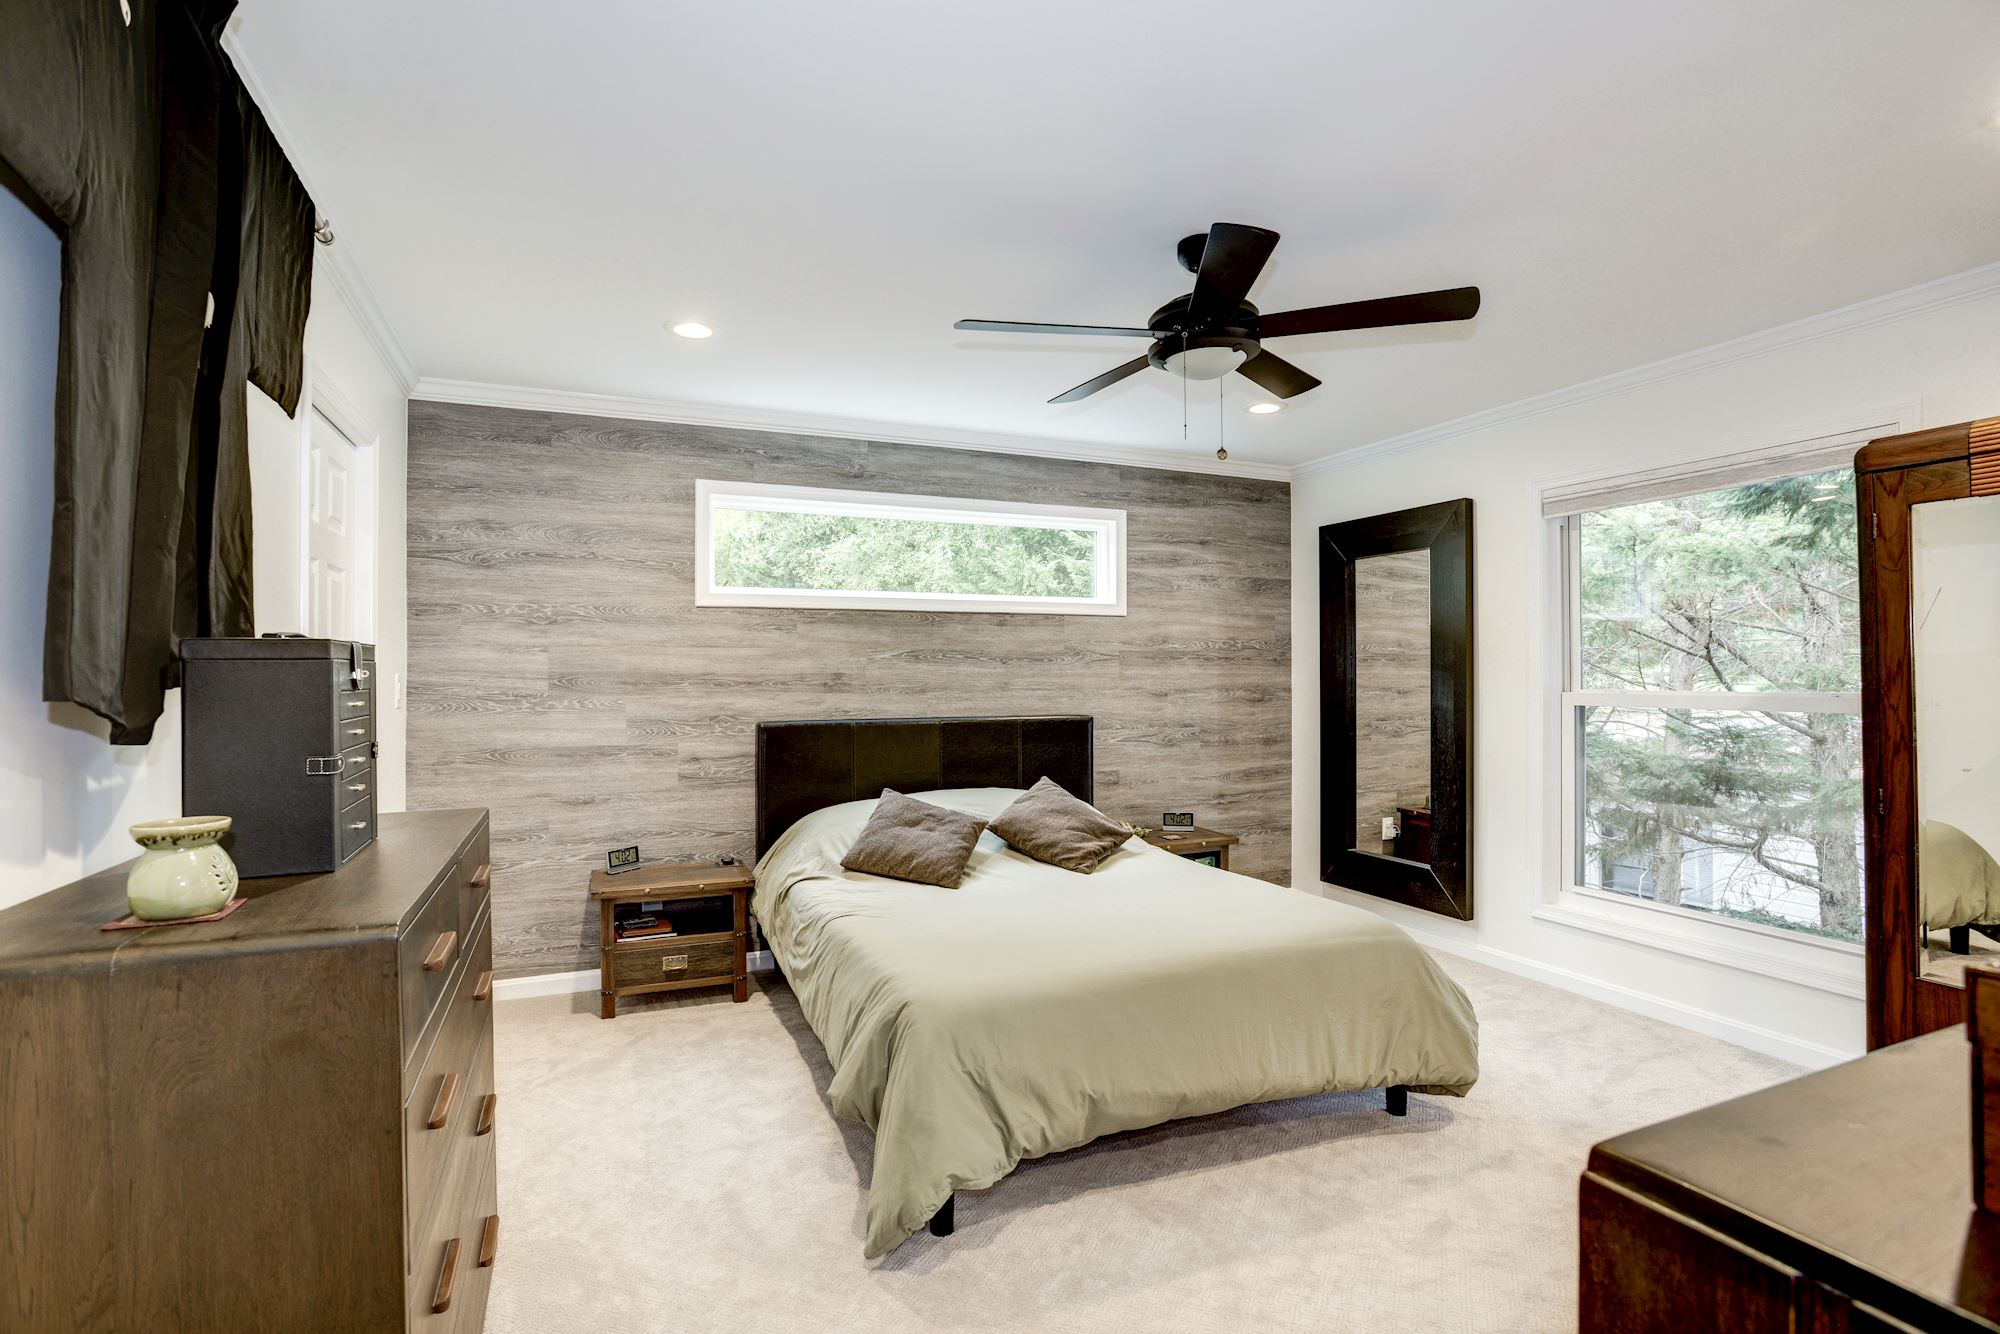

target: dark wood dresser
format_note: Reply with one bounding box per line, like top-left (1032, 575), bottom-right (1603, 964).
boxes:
top-left (0, 808), bottom-right (498, 1333)
top-left (1582, 1027), bottom-right (2000, 1333)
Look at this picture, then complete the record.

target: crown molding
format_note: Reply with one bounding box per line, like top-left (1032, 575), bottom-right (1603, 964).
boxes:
top-left (220, 24), bottom-right (418, 397)
top-left (1295, 259), bottom-right (2000, 479)
top-left (408, 377), bottom-right (1297, 482)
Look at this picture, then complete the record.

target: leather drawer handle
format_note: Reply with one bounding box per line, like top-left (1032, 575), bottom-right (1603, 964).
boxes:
top-left (477, 1092), bottom-right (496, 1137)
top-left (478, 1214), bottom-right (499, 1269)
top-left (431, 1237), bottom-right (460, 1314)
top-left (428, 1072), bottom-right (460, 1130)
top-left (469, 863), bottom-right (491, 889)
top-left (423, 930), bottom-right (457, 972)
top-left (473, 970), bottom-right (493, 1001)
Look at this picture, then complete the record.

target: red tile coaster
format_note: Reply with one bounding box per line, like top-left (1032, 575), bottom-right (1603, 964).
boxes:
top-left (100, 896), bottom-right (247, 931)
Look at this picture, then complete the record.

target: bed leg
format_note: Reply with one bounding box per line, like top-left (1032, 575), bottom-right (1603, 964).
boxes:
top-left (928, 1194), bottom-right (956, 1237)
top-left (1953, 926), bottom-right (1972, 955)
top-left (1386, 1084), bottom-right (1408, 1117)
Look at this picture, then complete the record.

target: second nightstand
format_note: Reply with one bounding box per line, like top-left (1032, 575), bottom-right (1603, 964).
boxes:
top-left (1141, 826), bottom-right (1239, 870)
top-left (588, 862), bottom-right (754, 1018)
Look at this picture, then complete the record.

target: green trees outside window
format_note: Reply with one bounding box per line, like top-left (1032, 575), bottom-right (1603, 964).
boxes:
top-left (712, 507), bottom-right (1100, 600)
top-left (1572, 470), bottom-right (1864, 943)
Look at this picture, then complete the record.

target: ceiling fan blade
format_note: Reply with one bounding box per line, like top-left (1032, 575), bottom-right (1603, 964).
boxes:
top-left (955, 319), bottom-right (1156, 337)
top-left (1235, 350), bottom-right (1320, 399)
top-left (1258, 286), bottom-right (1481, 339)
top-left (1049, 356), bottom-right (1152, 404)
top-left (1187, 223), bottom-right (1280, 324)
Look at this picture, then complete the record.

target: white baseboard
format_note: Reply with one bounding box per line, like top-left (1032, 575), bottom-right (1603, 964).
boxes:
top-left (492, 952), bottom-right (775, 1001)
top-left (1399, 925), bottom-right (1856, 1070)
top-left (491, 968), bottom-right (596, 1000)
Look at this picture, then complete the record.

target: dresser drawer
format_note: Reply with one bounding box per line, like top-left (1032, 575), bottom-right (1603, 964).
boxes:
top-left (339, 687), bottom-right (373, 720)
top-left (611, 935), bottom-right (736, 990)
top-left (400, 879), bottom-right (465, 1059)
top-left (406, 916), bottom-right (493, 1243)
top-left (454, 824), bottom-right (492, 945)
top-left (408, 1134), bottom-right (498, 1333)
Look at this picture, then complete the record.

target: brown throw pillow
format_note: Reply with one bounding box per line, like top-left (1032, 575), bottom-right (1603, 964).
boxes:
top-left (840, 790), bottom-right (990, 888)
top-left (990, 777), bottom-right (1131, 874)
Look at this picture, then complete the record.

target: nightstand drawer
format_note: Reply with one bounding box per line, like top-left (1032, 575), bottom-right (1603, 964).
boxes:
top-left (610, 936), bottom-right (736, 989)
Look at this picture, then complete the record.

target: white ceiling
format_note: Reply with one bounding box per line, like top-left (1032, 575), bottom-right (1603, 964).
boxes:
top-left (232, 0), bottom-right (2000, 472)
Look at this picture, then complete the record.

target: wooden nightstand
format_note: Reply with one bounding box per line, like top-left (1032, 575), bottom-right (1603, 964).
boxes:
top-left (588, 862), bottom-right (754, 1018)
top-left (1141, 826), bottom-right (1239, 870)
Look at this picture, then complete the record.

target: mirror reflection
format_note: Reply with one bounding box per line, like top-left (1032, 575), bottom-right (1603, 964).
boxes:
top-left (1914, 493), bottom-right (2000, 986)
top-left (1351, 549), bottom-right (1433, 862)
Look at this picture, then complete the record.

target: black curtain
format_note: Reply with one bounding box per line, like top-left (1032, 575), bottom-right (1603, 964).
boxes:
top-left (0, 0), bottom-right (316, 743)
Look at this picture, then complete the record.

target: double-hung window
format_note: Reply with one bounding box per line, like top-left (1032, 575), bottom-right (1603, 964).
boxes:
top-left (695, 480), bottom-right (1126, 615)
top-left (1551, 439), bottom-right (1866, 945)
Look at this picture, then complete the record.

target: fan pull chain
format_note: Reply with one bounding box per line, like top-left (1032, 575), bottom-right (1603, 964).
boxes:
top-left (1216, 376), bottom-right (1228, 461)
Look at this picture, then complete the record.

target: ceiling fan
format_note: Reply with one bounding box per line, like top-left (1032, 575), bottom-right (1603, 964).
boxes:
top-left (954, 223), bottom-right (1481, 405)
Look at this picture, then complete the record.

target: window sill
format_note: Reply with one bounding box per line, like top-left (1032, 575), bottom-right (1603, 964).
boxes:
top-left (1533, 889), bottom-right (1863, 999)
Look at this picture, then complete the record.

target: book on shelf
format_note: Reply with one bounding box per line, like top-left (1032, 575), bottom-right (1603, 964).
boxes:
top-left (617, 921), bottom-right (677, 941)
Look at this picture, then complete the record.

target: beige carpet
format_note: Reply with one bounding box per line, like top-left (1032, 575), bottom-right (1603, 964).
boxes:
top-left (486, 953), bottom-right (1799, 1333)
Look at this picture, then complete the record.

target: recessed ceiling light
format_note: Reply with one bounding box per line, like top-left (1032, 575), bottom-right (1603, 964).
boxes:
top-left (669, 321), bottom-right (714, 339)
top-left (1247, 401), bottom-right (1282, 415)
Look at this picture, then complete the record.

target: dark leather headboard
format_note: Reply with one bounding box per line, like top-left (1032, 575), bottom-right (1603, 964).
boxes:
top-left (755, 716), bottom-right (1093, 855)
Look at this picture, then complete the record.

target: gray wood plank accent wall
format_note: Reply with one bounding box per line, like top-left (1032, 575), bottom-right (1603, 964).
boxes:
top-left (406, 401), bottom-right (1291, 978)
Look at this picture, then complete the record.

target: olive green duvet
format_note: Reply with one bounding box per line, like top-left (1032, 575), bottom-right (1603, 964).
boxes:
top-left (752, 789), bottom-right (1480, 1258)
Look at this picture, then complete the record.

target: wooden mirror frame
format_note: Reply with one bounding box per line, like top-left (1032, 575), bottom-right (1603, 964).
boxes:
top-left (1319, 499), bottom-right (1474, 919)
top-left (1859, 416), bottom-right (2000, 1049)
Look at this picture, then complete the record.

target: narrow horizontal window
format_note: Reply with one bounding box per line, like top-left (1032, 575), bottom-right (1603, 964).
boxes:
top-left (695, 480), bottom-right (1126, 615)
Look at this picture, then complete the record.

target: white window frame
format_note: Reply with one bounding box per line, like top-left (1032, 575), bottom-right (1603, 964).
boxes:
top-left (694, 479), bottom-right (1127, 616)
top-left (1528, 410), bottom-right (1920, 996)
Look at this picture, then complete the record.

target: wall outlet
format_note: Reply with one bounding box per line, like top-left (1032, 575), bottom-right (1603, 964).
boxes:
top-left (1381, 816), bottom-right (1399, 841)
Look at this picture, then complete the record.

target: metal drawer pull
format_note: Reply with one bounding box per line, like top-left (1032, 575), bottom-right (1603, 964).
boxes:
top-left (347, 820), bottom-right (368, 831)
top-left (477, 1092), bottom-right (497, 1137)
top-left (431, 1237), bottom-right (459, 1313)
top-left (344, 725), bottom-right (366, 738)
top-left (427, 1071), bottom-right (460, 1130)
top-left (345, 698), bottom-right (367, 708)
top-left (662, 955), bottom-right (689, 973)
top-left (473, 970), bottom-right (493, 1001)
top-left (346, 780), bottom-right (368, 794)
top-left (469, 863), bottom-right (491, 889)
top-left (478, 1215), bottom-right (499, 1269)
top-left (423, 930), bottom-right (457, 972)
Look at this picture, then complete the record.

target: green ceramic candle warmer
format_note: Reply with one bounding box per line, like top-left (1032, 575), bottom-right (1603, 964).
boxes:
top-left (125, 816), bottom-right (239, 921)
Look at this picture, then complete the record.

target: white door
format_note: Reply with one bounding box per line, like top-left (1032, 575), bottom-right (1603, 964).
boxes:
top-left (306, 408), bottom-right (361, 638)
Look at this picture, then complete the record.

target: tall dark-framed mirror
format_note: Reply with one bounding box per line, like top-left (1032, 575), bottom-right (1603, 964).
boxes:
top-left (1859, 416), bottom-right (2000, 1048)
top-left (1320, 499), bottom-right (1474, 919)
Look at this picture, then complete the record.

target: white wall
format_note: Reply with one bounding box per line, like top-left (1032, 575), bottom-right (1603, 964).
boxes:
top-left (1292, 276), bottom-right (2000, 1067)
top-left (0, 189), bottom-right (408, 910)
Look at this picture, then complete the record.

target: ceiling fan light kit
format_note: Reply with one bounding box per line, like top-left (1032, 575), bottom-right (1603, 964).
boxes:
top-left (954, 222), bottom-right (1481, 419)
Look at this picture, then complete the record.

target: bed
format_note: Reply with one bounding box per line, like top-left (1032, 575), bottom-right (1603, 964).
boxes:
top-left (752, 716), bottom-right (1480, 1258)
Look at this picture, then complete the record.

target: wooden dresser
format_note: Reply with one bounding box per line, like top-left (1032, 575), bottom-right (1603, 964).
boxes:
top-left (1582, 1027), bottom-right (2000, 1333)
top-left (0, 808), bottom-right (498, 1334)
